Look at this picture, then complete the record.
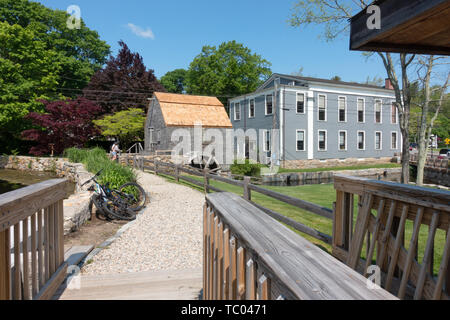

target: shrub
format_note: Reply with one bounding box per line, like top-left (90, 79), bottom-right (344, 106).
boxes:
top-left (230, 159), bottom-right (264, 177)
top-left (64, 147), bottom-right (136, 189)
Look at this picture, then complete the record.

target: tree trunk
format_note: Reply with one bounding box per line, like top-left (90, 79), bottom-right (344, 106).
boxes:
top-left (400, 127), bottom-right (410, 184)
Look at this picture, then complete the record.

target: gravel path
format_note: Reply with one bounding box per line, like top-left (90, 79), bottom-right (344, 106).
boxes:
top-left (82, 171), bottom-right (204, 275)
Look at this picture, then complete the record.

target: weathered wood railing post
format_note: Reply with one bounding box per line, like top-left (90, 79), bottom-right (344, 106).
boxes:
top-left (333, 190), bottom-right (353, 254)
top-left (0, 229), bottom-right (10, 299)
top-left (175, 164), bottom-right (180, 182)
top-left (243, 177), bottom-right (251, 201)
top-left (204, 169), bottom-right (210, 194)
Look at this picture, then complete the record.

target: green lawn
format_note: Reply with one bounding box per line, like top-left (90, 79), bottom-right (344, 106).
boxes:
top-left (278, 163), bottom-right (402, 174)
top-left (157, 172), bottom-right (446, 276)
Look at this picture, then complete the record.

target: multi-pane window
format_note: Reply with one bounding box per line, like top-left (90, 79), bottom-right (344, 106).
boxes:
top-left (249, 99), bottom-right (255, 118)
top-left (338, 97), bottom-right (346, 122)
top-left (297, 93), bottom-right (305, 114)
top-left (357, 98), bottom-right (365, 123)
top-left (266, 95), bottom-right (273, 115)
top-left (339, 131), bottom-right (347, 150)
top-left (296, 130), bottom-right (305, 151)
top-left (375, 100), bottom-right (382, 123)
top-left (358, 131), bottom-right (365, 150)
top-left (318, 130), bottom-right (327, 151)
top-left (375, 132), bottom-right (382, 150)
top-left (318, 95), bottom-right (326, 121)
top-left (264, 130), bottom-right (271, 152)
top-left (391, 103), bottom-right (398, 124)
top-left (234, 102), bottom-right (241, 121)
top-left (391, 132), bottom-right (398, 149)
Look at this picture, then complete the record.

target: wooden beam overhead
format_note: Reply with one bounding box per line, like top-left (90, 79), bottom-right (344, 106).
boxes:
top-left (350, 0), bottom-right (450, 55)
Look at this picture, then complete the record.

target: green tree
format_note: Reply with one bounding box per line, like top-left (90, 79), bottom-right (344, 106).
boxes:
top-left (0, 22), bottom-right (62, 153)
top-left (93, 109), bottom-right (146, 149)
top-left (0, 0), bottom-right (110, 153)
top-left (186, 41), bottom-right (272, 104)
top-left (160, 69), bottom-right (188, 94)
top-left (331, 75), bottom-right (342, 81)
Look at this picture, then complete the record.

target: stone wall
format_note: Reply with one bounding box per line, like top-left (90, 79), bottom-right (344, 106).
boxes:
top-left (281, 157), bottom-right (397, 170)
top-left (424, 167), bottom-right (450, 187)
top-left (0, 156), bottom-right (93, 234)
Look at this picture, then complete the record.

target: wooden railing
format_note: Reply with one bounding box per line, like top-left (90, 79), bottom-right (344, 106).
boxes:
top-left (333, 174), bottom-right (450, 300)
top-left (204, 192), bottom-right (397, 300)
top-left (0, 179), bottom-right (68, 300)
top-left (123, 155), bottom-right (333, 246)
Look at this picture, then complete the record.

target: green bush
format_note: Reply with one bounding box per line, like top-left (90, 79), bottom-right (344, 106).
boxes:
top-left (230, 159), bottom-right (264, 177)
top-left (64, 147), bottom-right (136, 189)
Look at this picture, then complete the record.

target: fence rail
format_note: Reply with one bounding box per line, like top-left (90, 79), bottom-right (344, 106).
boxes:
top-left (122, 155), bottom-right (333, 246)
top-left (0, 179), bottom-right (68, 300)
top-left (204, 192), bottom-right (397, 300)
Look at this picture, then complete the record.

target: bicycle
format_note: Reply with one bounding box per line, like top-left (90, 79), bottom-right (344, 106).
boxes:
top-left (81, 169), bottom-right (147, 221)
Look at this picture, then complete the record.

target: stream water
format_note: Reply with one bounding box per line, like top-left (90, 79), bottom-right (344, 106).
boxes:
top-left (0, 169), bottom-right (75, 195)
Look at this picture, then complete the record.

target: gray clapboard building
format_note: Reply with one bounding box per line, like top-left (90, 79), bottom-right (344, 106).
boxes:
top-left (229, 73), bottom-right (401, 168)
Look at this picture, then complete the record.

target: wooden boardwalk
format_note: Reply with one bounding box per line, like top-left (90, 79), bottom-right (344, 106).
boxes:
top-left (54, 268), bottom-right (202, 300)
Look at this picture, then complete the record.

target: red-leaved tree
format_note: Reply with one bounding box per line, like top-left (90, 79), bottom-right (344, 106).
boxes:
top-left (22, 98), bottom-right (103, 156)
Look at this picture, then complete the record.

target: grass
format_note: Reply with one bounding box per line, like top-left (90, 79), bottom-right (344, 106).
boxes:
top-left (64, 147), bottom-right (136, 189)
top-left (278, 163), bottom-right (402, 173)
top-left (157, 171), bottom-right (446, 276)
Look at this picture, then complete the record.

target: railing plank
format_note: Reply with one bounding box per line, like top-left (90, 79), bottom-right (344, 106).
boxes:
top-left (245, 259), bottom-right (256, 300)
top-left (48, 205), bottom-right (55, 276)
top-left (229, 236), bottom-right (237, 299)
top-left (22, 217), bottom-right (30, 300)
top-left (37, 210), bottom-right (44, 289)
top-left (433, 226), bottom-right (450, 299)
top-left (258, 275), bottom-right (271, 300)
top-left (0, 229), bottom-right (11, 300)
top-left (13, 223), bottom-right (21, 300)
top-left (30, 213), bottom-right (37, 298)
top-left (217, 223), bottom-right (224, 300)
top-left (237, 247), bottom-right (246, 300)
top-left (223, 228), bottom-right (230, 300)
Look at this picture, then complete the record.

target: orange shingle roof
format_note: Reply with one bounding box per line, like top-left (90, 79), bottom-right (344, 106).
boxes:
top-left (154, 92), bottom-right (232, 128)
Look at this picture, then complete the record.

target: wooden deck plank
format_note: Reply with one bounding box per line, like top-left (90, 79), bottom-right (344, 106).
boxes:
top-left (56, 269), bottom-right (202, 300)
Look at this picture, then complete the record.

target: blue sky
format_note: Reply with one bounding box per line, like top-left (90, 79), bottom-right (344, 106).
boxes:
top-left (36, 0), bottom-right (388, 82)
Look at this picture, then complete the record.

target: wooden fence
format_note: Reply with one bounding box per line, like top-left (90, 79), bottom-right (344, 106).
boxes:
top-left (123, 156), bottom-right (450, 300)
top-left (0, 179), bottom-right (68, 300)
top-left (333, 175), bottom-right (450, 300)
top-left (122, 155), bottom-right (333, 246)
top-left (204, 192), bottom-right (397, 300)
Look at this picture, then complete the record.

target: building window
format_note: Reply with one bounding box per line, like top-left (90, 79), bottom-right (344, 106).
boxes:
top-left (234, 102), bottom-right (241, 121)
top-left (149, 128), bottom-right (154, 143)
top-left (338, 97), bottom-right (346, 122)
top-left (358, 131), bottom-right (365, 150)
top-left (249, 99), bottom-right (255, 118)
top-left (375, 131), bottom-right (382, 150)
top-left (265, 95), bottom-right (273, 115)
top-left (318, 130), bottom-right (327, 151)
top-left (339, 131), bottom-right (347, 151)
top-left (375, 100), bottom-right (382, 123)
top-left (296, 130), bottom-right (305, 151)
top-left (391, 103), bottom-right (398, 124)
top-left (318, 95), bottom-right (326, 121)
top-left (264, 130), bottom-right (271, 152)
top-left (391, 132), bottom-right (398, 149)
top-left (357, 98), bottom-right (365, 123)
top-left (157, 130), bottom-right (161, 144)
top-left (297, 93), bottom-right (305, 114)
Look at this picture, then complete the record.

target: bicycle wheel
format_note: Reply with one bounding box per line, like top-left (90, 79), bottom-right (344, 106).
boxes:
top-left (117, 182), bottom-right (147, 212)
top-left (91, 195), bottom-right (113, 221)
top-left (102, 200), bottom-right (136, 221)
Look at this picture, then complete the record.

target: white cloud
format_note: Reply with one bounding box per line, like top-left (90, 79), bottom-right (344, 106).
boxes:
top-left (127, 23), bottom-right (155, 39)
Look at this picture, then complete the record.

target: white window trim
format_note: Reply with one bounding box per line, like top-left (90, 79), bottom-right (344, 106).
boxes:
top-left (265, 94), bottom-right (273, 116)
top-left (391, 131), bottom-right (398, 150)
top-left (338, 130), bottom-right (347, 151)
top-left (375, 131), bottom-right (383, 150)
top-left (317, 94), bottom-right (327, 122)
top-left (318, 130), bottom-right (327, 152)
top-left (234, 102), bottom-right (241, 121)
top-left (248, 99), bottom-right (255, 118)
top-left (296, 92), bottom-right (306, 114)
top-left (391, 101), bottom-right (398, 124)
top-left (296, 129), bottom-right (306, 151)
top-left (263, 130), bottom-right (271, 152)
top-left (375, 99), bottom-right (383, 124)
top-left (357, 98), bottom-right (365, 123)
top-left (357, 130), bottom-right (366, 151)
top-left (338, 96), bottom-right (347, 123)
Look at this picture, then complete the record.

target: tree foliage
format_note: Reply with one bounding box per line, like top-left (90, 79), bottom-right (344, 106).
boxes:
top-left (160, 69), bottom-right (188, 94)
top-left (186, 41), bottom-right (272, 104)
top-left (21, 98), bottom-right (103, 156)
top-left (83, 41), bottom-right (166, 114)
top-left (93, 108), bottom-right (146, 148)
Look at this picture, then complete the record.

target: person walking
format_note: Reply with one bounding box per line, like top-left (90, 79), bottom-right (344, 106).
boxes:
top-left (110, 141), bottom-right (121, 162)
